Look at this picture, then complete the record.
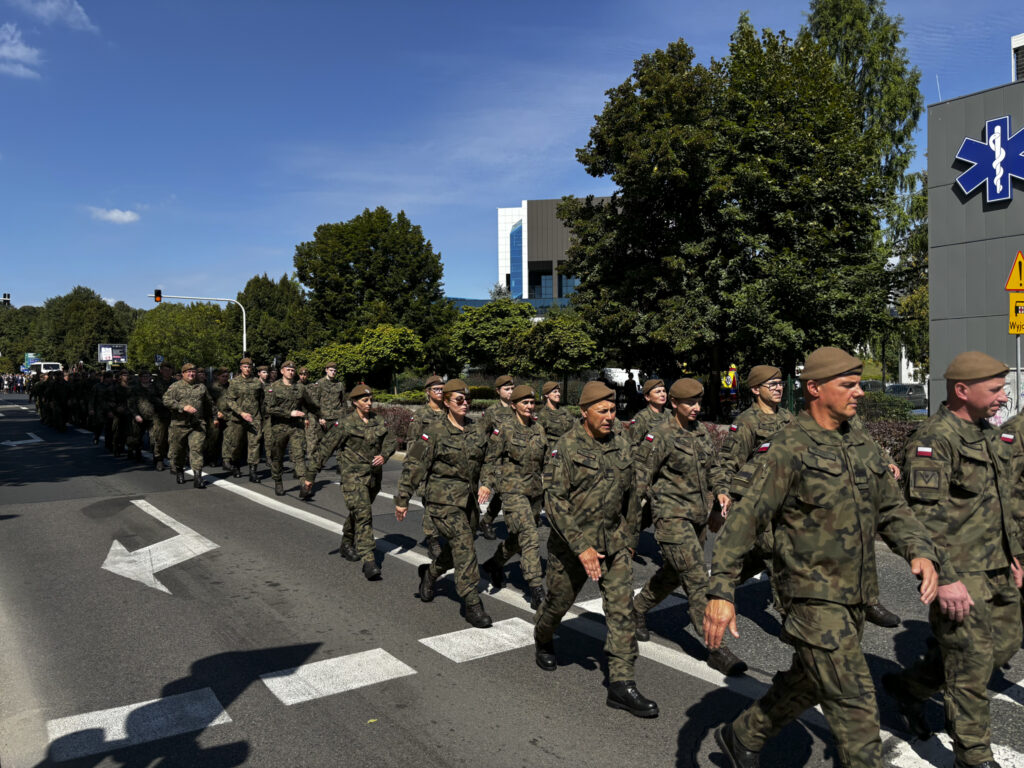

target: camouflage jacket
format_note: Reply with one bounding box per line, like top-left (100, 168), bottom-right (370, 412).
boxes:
top-left (543, 423), bottom-right (641, 557)
top-left (264, 381), bottom-right (319, 424)
top-left (719, 404), bottom-right (794, 485)
top-left (128, 383), bottom-right (161, 422)
top-left (332, 410), bottom-right (397, 484)
top-left (90, 381), bottom-right (116, 415)
top-left (628, 406), bottom-right (671, 445)
top-left (480, 416), bottom-right (548, 497)
top-left (208, 382), bottom-right (231, 421)
top-left (408, 404), bottom-right (446, 444)
top-left (395, 414), bottom-right (489, 507)
top-left (536, 406), bottom-right (576, 449)
top-left (151, 375), bottom-right (175, 416)
top-left (162, 380), bottom-right (214, 428)
top-left (903, 405), bottom-right (1024, 578)
top-left (708, 411), bottom-right (948, 605)
top-left (636, 418), bottom-right (729, 537)
top-left (312, 376), bottom-right (346, 420)
top-left (480, 401), bottom-right (516, 433)
top-left (1001, 410), bottom-right (1024, 542)
top-left (224, 374), bottom-right (264, 421)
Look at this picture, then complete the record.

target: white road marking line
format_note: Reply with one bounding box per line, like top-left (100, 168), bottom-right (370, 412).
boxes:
top-left (419, 618), bottom-right (535, 663)
top-left (76, 428), bottom-right (92, 434)
top-left (259, 648), bottom-right (415, 705)
top-left (885, 731), bottom-right (1022, 767)
top-left (45, 688), bottom-right (231, 761)
top-left (994, 680), bottom-right (1024, 707)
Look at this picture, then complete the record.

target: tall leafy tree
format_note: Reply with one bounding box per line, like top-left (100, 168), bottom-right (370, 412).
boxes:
top-left (890, 172), bottom-right (929, 372)
top-left (228, 273), bottom-right (317, 364)
top-left (524, 308), bottom-right (598, 379)
top-left (33, 286), bottom-right (124, 368)
top-left (359, 324), bottom-right (425, 392)
top-left (128, 303), bottom-right (237, 370)
top-left (450, 298), bottom-right (534, 376)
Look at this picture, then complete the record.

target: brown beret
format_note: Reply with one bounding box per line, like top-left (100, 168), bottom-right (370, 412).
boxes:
top-left (257, 365), bottom-right (269, 372)
top-left (541, 381), bottom-right (559, 397)
top-left (214, 368), bottom-right (229, 376)
top-left (239, 357), bottom-right (253, 366)
top-left (669, 378), bottom-right (704, 399)
top-left (580, 380), bottom-right (615, 409)
top-left (798, 347), bottom-right (862, 382)
top-left (424, 375), bottom-right (443, 388)
top-left (159, 362), bottom-right (173, 369)
top-left (443, 378), bottom-right (470, 395)
top-left (642, 379), bottom-right (665, 395)
top-left (348, 383), bottom-right (373, 399)
top-left (944, 351), bottom-right (1009, 382)
top-left (510, 384), bottom-right (535, 402)
top-left (181, 363), bottom-right (196, 373)
top-left (298, 367), bottom-right (308, 375)
top-left (280, 360), bottom-right (296, 370)
top-left (747, 365), bottom-right (782, 389)
top-left (494, 374), bottom-right (514, 389)
top-left (324, 362), bottom-right (339, 370)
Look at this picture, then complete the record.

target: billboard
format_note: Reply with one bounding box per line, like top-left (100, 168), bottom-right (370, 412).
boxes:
top-left (97, 344), bottom-right (128, 363)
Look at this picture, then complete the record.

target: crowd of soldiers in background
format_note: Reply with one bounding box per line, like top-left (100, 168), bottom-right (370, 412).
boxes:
top-left (16, 350), bottom-right (1024, 768)
top-left (0, 373), bottom-right (28, 393)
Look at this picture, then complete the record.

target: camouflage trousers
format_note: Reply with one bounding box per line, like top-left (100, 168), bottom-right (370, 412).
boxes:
top-left (313, 421), bottom-right (345, 474)
top-left (268, 423), bottom-right (311, 482)
top-left (128, 417), bottom-right (152, 452)
top-left (168, 422), bottom-right (206, 473)
top-left (733, 601), bottom-right (880, 768)
top-left (425, 500), bottom-right (482, 608)
top-left (305, 419), bottom-right (320, 467)
top-left (222, 417), bottom-right (262, 466)
top-left (534, 534), bottom-right (638, 684)
top-left (204, 420), bottom-right (224, 464)
top-left (340, 472), bottom-right (382, 563)
top-left (111, 413), bottom-right (132, 454)
top-left (151, 414), bottom-right (169, 461)
top-left (490, 493), bottom-right (543, 587)
top-left (480, 491), bottom-right (502, 526)
top-left (634, 518), bottom-right (709, 637)
top-left (898, 568), bottom-right (1022, 766)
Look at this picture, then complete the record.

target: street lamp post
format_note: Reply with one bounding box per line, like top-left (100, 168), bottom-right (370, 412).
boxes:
top-left (149, 293), bottom-right (247, 356)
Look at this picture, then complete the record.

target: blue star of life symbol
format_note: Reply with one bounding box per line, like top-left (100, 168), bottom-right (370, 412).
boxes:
top-left (954, 115), bottom-right (1024, 204)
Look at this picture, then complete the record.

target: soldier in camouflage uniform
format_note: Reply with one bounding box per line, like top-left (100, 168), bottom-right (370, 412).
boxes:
top-left (633, 378), bottom-right (748, 677)
top-left (478, 374), bottom-right (516, 539)
top-left (534, 381), bottom-right (658, 718)
top-left (89, 371), bottom-right (116, 451)
top-left (308, 363), bottom-right (347, 476)
top-left (704, 347), bottom-right (947, 768)
top-left (395, 379), bottom-right (493, 628)
top-left (628, 378), bottom-right (671, 444)
top-left (127, 370), bottom-right (160, 462)
top-left (111, 370), bottom-right (135, 457)
top-left (1001, 407), bottom-right (1024, 636)
top-left (406, 375), bottom-right (447, 559)
top-left (264, 360), bottom-right (321, 498)
top-left (205, 368), bottom-right (231, 469)
top-left (479, 384), bottom-right (548, 609)
top-left (535, 381), bottom-right (575, 449)
top-left (163, 363), bottom-right (215, 488)
top-left (150, 363), bottom-right (175, 470)
top-left (298, 366), bottom-right (318, 468)
top-left (257, 364), bottom-right (271, 462)
top-left (332, 384), bottom-right (397, 580)
top-left (222, 358), bottom-right (264, 482)
top-left (882, 351), bottom-right (1024, 768)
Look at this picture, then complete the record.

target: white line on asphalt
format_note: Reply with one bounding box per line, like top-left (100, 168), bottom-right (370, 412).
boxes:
top-left (419, 618), bottom-right (535, 663)
top-left (45, 688), bottom-right (231, 761)
top-left (76, 428), bottom-right (92, 434)
top-left (885, 731), bottom-right (1022, 767)
top-left (259, 648), bottom-right (416, 705)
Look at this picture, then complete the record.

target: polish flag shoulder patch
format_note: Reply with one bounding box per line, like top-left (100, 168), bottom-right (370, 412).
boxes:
top-left (1002, 433), bottom-right (1015, 443)
top-left (550, 448), bottom-right (559, 457)
top-left (420, 433), bottom-right (430, 441)
top-left (757, 442), bottom-right (770, 453)
top-left (645, 433), bottom-right (655, 442)
top-left (729, 424), bottom-right (739, 432)
top-left (492, 428), bottom-right (500, 435)
top-left (629, 419), bottom-right (636, 426)
top-left (916, 446), bottom-right (933, 457)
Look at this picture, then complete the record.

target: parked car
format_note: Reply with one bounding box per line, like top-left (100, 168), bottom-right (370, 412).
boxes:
top-left (860, 379), bottom-right (884, 393)
top-left (885, 382), bottom-right (928, 410)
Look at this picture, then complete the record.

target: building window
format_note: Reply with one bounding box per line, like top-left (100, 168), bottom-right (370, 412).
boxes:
top-left (509, 221), bottom-right (523, 299)
top-left (559, 274), bottom-right (579, 296)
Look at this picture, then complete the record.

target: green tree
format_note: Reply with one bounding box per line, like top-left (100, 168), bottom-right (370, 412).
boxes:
top-left (128, 303), bottom-right (237, 370)
top-left (0, 304), bottom-right (38, 369)
top-left (891, 172), bottom-right (928, 373)
top-left (293, 207), bottom-right (458, 372)
top-left (450, 298), bottom-right (534, 376)
top-left (228, 273), bottom-right (317, 364)
top-left (33, 286), bottom-right (124, 368)
top-left (296, 341), bottom-right (366, 382)
top-left (358, 324), bottom-right (424, 392)
top-left (524, 308), bottom-right (598, 378)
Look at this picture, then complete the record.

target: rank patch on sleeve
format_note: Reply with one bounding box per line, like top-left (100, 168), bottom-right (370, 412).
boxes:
top-left (757, 442), bottom-right (770, 453)
top-left (550, 449), bottom-right (559, 457)
top-left (1001, 433), bottom-right (1015, 443)
top-left (729, 424), bottom-right (739, 432)
top-left (912, 469), bottom-right (940, 489)
top-left (916, 446), bottom-right (932, 457)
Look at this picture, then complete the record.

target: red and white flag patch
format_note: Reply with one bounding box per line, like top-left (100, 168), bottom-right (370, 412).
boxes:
top-left (1002, 433), bottom-right (1015, 443)
top-left (757, 442), bottom-right (770, 453)
top-left (916, 446), bottom-right (932, 457)
top-left (645, 433), bottom-right (655, 442)
top-left (550, 449), bottom-right (559, 457)
top-left (420, 433), bottom-right (430, 441)
top-left (492, 428), bottom-right (500, 435)
top-left (729, 424), bottom-right (739, 432)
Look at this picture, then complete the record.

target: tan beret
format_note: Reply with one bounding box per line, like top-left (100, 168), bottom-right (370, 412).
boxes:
top-left (214, 368), bottom-right (229, 376)
top-left (510, 384), bottom-right (535, 402)
top-left (324, 362), bottom-right (339, 370)
top-left (541, 381), bottom-right (559, 397)
top-left (944, 351), bottom-right (1009, 381)
top-left (424, 375), bottom-right (443, 388)
top-left (181, 363), bottom-right (196, 373)
top-left (747, 365), bottom-right (782, 389)
top-left (798, 347), bottom-right (862, 382)
top-left (494, 374), bottom-right (514, 389)
top-left (280, 360), bottom-right (296, 370)
top-left (348, 383), bottom-right (373, 399)
top-left (642, 378), bottom-right (665, 395)
top-left (298, 367), bottom-right (309, 375)
top-left (669, 378), bottom-right (704, 399)
top-left (580, 380), bottom-right (615, 409)
top-left (257, 365), bottom-right (269, 372)
top-left (239, 357), bottom-right (253, 366)
top-left (443, 378), bottom-right (470, 395)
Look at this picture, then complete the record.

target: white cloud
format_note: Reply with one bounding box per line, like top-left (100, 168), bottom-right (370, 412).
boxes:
top-left (0, 22), bottom-right (41, 78)
top-left (8, 0), bottom-right (97, 32)
top-left (88, 206), bottom-right (140, 224)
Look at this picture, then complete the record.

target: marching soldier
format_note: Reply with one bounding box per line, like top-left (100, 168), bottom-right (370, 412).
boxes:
top-left (629, 378), bottom-right (670, 443)
top-left (883, 351), bottom-right (1024, 768)
top-left (264, 361), bottom-right (321, 498)
top-left (704, 347), bottom-right (947, 768)
top-left (479, 384), bottom-right (548, 609)
top-left (222, 358), bottom-right (264, 482)
top-left (127, 370), bottom-right (160, 462)
top-left (395, 379), bottom-right (493, 628)
top-left (334, 384), bottom-right (397, 580)
top-left (162, 363), bottom-right (215, 488)
top-left (478, 374), bottom-right (516, 540)
top-left (150, 362), bottom-right (175, 470)
top-left (308, 363), bottom-right (347, 480)
top-left (407, 375), bottom-right (447, 559)
top-left (89, 371), bottom-right (116, 451)
top-left (205, 368), bottom-right (231, 468)
top-left (633, 378), bottom-right (748, 676)
top-left (535, 381), bottom-right (575, 449)
top-left (534, 381), bottom-right (658, 718)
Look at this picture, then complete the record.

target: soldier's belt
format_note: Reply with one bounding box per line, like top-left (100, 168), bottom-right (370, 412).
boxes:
top-left (270, 415), bottom-right (304, 426)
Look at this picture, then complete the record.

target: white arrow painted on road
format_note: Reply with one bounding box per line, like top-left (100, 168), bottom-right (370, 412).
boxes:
top-left (101, 499), bottom-right (218, 594)
top-left (1, 432), bottom-right (43, 447)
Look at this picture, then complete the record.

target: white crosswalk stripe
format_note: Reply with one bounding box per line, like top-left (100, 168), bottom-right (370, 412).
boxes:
top-left (419, 618), bottom-right (535, 663)
top-left (259, 648), bottom-right (416, 705)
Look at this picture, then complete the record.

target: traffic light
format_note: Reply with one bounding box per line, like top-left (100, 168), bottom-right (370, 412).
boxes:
top-left (154, 289), bottom-right (161, 303)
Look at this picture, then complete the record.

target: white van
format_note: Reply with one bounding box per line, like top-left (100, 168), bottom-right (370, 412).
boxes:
top-left (29, 362), bottom-right (63, 376)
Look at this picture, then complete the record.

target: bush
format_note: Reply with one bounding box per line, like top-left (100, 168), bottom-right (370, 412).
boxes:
top-left (374, 390), bottom-right (426, 405)
top-left (469, 386), bottom-right (496, 400)
top-left (373, 403), bottom-right (414, 449)
top-left (864, 419), bottom-right (918, 464)
top-left (858, 392), bottom-right (912, 422)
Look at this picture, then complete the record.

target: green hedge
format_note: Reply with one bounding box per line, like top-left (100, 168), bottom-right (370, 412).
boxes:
top-left (858, 391), bottom-right (913, 422)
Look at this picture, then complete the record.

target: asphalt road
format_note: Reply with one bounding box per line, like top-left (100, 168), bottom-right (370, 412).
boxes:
top-left (0, 392), bottom-right (1022, 767)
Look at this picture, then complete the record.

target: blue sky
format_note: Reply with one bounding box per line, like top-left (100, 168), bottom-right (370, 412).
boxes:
top-left (0, 0), bottom-right (1019, 309)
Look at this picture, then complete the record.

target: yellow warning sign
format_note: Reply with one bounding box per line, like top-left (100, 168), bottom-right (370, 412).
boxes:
top-left (1005, 251), bottom-right (1024, 291)
top-left (1010, 294), bottom-right (1024, 334)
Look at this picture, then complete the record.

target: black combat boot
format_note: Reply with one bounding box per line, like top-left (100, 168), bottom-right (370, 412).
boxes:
top-left (298, 481), bottom-right (313, 500)
top-left (274, 479), bottom-right (285, 496)
top-left (362, 560), bottom-right (382, 581)
top-left (633, 607), bottom-right (651, 642)
top-left (425, 536), bottom-right (442, 560)
top-left (881, 673), bottom-right (932, 740)
top-left (464, 602), bottom-right (492, 628)
top-left (708, 647), bottom-right (748, 677)
top-left (418, 564), bottom-right (436, 602)
top-left (865, 603), bottom-right (901, 628)
top-left (175, 468), bottom-right (185, 484)
top-left (232, 463), bottom-right (242, 478)
top-left (339, 539), bottom-right (360, 562)
top-left (478, 517), bottom-right (496, 540)
top-left (954, 760), bottom-right (1001, 768)
top-left (481, 557), bottom-right (504, 590)
top-left (715, 723), bottom-right (760, 768)
top-left (193, 470), bottom-right (205, 489)
top-left (155, 456), bottom-right (165, 471)
top-left (248, 464), bottom-right (259, 483)
top-left (606, 681), bottom-right (659, 718)
top-left (535, 639), bottom-right (556, 671)
top-left (529, 585), bottom-right (545, 610)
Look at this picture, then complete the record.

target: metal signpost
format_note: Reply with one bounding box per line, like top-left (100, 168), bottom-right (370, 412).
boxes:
top-left (1005, 250), bottom-right (1024, 415)
top-left (148, 293), bottom-right (247, 357)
